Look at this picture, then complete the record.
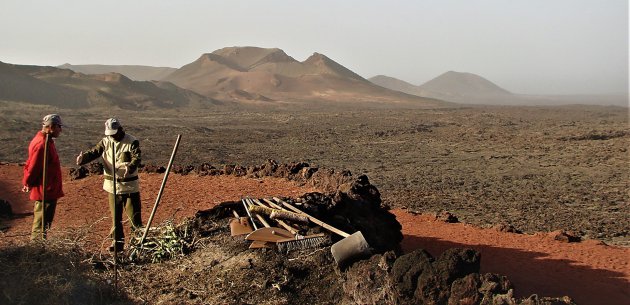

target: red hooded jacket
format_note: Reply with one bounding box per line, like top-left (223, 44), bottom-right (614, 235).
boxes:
top-left (22, 132), bottom-right (64, 201)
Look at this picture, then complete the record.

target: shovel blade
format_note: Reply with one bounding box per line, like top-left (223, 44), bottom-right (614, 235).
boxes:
top-left (249, 240), bottom-right (273, 249)
top-left (245, 227), bottom-right (294, 242)
top-left (330, 231), bottom-right (371, 267)
top-left (230, 217), bottom-right (253, 236)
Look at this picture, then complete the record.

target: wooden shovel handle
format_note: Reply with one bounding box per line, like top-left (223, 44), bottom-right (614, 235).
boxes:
top-left (253, 198), bottom-right (298, 235)
top-left (263, 198), bottom-right (284, 210)
top-left (255, 214), bottom-right (270, 228)
top-left (241, 198), bottom-right (258, 230)
top-left (274, 197), bottom-right (350, 238)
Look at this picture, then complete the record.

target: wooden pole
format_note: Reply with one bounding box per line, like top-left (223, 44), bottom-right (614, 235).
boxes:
top-left (111, 142), bottom-right (118, 290)
top-left (139, 134), bottom-right (181, 244)
top-left (41, 133), bottom-right (49, 240)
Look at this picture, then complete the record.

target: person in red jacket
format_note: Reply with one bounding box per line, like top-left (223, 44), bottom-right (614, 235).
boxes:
top-left (22, 114), bottom-right (65, 240)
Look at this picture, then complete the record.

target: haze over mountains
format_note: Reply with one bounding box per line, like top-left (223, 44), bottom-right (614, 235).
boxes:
top-left (57, 64), bottom-right (176, 82)
top-left (0, 61), bottom-right (217, 110)
top-left (370, 72), bottom-right (509, 97)
top-left (371, 72), bottom-right (521, 105)
top-left (370, 72), bottom-right (512, 105)
top-left (1, 46), bottom-right (626, 109)
top-left (369, 72), bottom-right (627, 106)
top-left (1, 47), bottom-right (444, 109)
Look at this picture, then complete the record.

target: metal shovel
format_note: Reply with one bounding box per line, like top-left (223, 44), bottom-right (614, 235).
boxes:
top-left (244, 198), bottom-right (293, 243)
top-left (229, 210), bottom-right (253, 236)
top-left (278, 198), bottom-right (371, 267)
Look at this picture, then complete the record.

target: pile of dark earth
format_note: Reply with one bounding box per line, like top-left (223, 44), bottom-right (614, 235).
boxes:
top-left (95, 161), bottom-right (576, 305)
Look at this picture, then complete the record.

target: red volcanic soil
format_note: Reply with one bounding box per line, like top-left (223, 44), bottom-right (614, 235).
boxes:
top-left (0, 164), bottom-right (628, 305)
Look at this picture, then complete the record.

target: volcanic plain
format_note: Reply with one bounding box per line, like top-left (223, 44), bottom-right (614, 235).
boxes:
top-left (0, 101), bottom-right (628, 305)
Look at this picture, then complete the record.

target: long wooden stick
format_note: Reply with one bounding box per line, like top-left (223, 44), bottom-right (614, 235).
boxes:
top-left (275, 197), bottom-right (350, 238)
top-left (41, 133), bottom-right (49, 240)
top-left (242, 198), bottom-right (258, 230)
top-left (111, 142), bottom-right (118, 290)
top-left (140, 134), bottom-right (182, 244)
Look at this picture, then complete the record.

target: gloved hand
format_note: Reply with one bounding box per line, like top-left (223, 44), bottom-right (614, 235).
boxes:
top-left (76, 151), bottom-right (84, 165)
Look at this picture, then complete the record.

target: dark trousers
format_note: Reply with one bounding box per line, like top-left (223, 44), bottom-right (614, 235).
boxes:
top-left (31, 199), bottom-right (57, 240)
top-left (108, 192), bottom-right (142, 247)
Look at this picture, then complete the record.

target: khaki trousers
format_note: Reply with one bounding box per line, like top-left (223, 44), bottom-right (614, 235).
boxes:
top-left (31, 199), bottom-right (57, 240)
top-left (108, 192), bottom-right (142, 248)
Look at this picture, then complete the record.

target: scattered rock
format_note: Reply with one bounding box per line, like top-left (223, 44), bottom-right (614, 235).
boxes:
top-left (391, 249), bottom-right (434, 303)
top-left (493, 223), bottom-right (523, 234)
top-left (0, 199), bottom-right (13, 218)
top-left (172, 164), bottom-right (195, 175)
top-left (550, 230), bottom-right (581, 243)
top-left (86, 162), bottom-right (103, 175)
top-left (68, 166), bottom-right (88, 180)
top-left (142, 163), bottom-right (166, 173)
top-left (436, 211), bottom-right (459, 223)
top-left (448, 273), bottom-right (482, 305)
top-left (559, 130), bottom-right (627, 141)
top-left (343, 252), bottom-right (397, 304)
top-left (340, 247), bottom-right (573, 305)
top-left (478, 273), bottom-right (513, 296)
top-left (69, 162), bottom-right (105, 179)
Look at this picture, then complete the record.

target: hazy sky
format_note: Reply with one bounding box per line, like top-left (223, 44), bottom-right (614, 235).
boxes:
top-left (1, 0), bottom-right (627, 95)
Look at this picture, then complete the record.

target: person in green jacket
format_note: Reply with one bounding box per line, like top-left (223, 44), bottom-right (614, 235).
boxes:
top-left (76, 118), bottom-right (142, 252)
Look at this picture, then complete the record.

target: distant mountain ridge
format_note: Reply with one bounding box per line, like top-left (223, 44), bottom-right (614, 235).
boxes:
top-left (370, 71), bottom-right (513, 105)
top-left (0, 61), bottom-right (218, 110)
top-left (0, 62), bottom-right (86, 108)
top-left (369, 72), bottom-right (627, 106)
top-left (58, 64), bottom-right (177, 81)
top-left (161, 46), bottom-right (369, 94)
top-left (420, 71), bottom-right (511, 96)
top-left (369, 75), bottom-right (428, 97)
top-left (24, 46), bottom-right (626, 108)
top-left (162, 46), bottom-right (441, 105)
top-left (0, 46), bottom-right (446, 108)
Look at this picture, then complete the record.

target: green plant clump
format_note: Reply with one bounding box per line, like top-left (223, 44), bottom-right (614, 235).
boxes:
top-left (129, 220), bottom-right (194, 263)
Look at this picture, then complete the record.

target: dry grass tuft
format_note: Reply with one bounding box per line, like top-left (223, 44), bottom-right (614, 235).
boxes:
top-left (0, 219), bottom-right (196, 305)
top-left (0, 230), bottom-right (133, 305)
